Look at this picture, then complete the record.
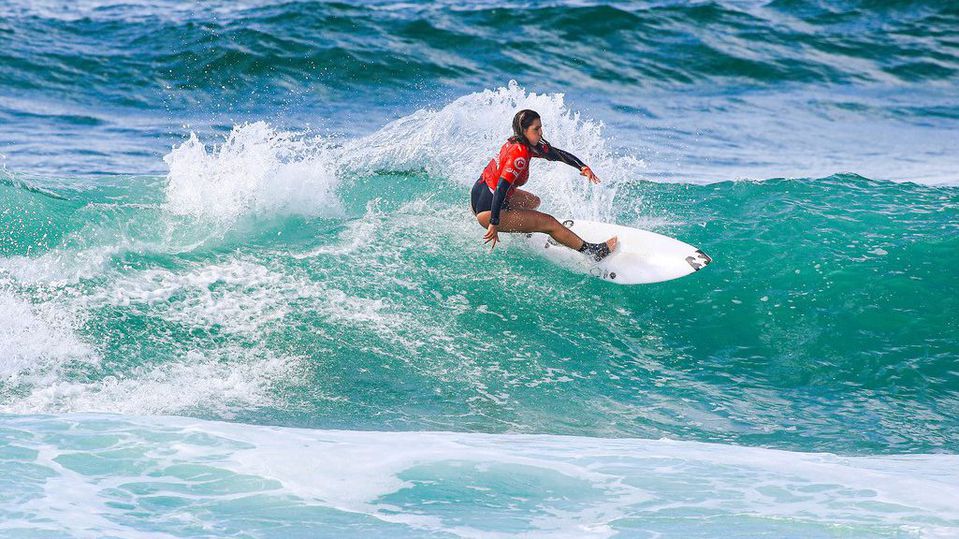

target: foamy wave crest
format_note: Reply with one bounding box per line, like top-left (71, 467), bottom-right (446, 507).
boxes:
top-left (163, 83), bottom-right (647, 223)
top-left (349, 80), bottom-right (646, 220)
top-left (349, 81), bottom-right (635, 181)
top-left (163, 121), bottom-right (343, 222)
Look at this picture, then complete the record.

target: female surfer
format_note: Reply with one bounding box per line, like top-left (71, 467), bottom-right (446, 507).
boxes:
top-left (470, 109), bottom-right (617, 260)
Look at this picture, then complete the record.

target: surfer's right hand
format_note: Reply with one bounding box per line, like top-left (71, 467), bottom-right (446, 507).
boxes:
top-left (484, 224), bottom-right (499, 250)
top-left (581, 166), bottom-right (600, 184)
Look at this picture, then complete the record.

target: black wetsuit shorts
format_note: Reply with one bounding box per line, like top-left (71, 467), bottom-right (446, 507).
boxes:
top-left (470, 178), bottom-right (493, 215)
top-left (470, 177), bottom-right (509, 215)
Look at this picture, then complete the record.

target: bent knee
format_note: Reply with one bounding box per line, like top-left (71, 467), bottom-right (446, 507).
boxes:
top-left (475, 211), bottom-right (491, 227)
top-left (542, 215), bottom-right (562, 232)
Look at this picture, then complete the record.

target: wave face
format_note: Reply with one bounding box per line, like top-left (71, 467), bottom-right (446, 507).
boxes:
top-left (1, 89), bottom-right (957, 456)
top-left (1, 1), bottom-right (958, 535)
top-left (1, 414), bottom-right (957, 538)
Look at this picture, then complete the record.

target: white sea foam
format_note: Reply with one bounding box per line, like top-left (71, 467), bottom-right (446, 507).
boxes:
top-left (0, 244), bottom-right (125, 285)
top-left (0, 287), bottom-right (97, 383)
top-left (348, 81), bottom-right (647, 221)
top-left (0, 413), bottom-right (956, 538)
top-left (163, 121), bottom-right (344, 223)
top-left (345, 81), bottom-right (633, 184)
top-left (1, 347), bottom-right (295, 416)
top-left (162, 82), bottom-right (647, 224)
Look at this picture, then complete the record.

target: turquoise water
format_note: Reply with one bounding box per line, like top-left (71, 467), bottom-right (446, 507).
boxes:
top-left (1, 1), bottom-right (958, 536)
top-left (2, 414), bottom-right (958, 537)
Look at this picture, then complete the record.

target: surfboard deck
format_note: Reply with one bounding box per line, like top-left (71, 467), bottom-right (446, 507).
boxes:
top-left (518, 218), bottom-right (711, 285)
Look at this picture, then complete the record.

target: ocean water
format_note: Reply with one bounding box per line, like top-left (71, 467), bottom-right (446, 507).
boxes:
top-left (1, 0), bottom-right (957, 537)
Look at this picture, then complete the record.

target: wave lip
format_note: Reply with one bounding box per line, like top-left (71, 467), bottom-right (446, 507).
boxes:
top-left (161, 82), bottom-right (645, 225)
top-left (163, 121), bottom-right (343, 224)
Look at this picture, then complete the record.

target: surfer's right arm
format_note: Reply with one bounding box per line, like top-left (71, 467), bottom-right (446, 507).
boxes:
top-left (488, 177), bottom-right (512, 226)
top-left (487, 144), bottom-right (526, 227)
top-left (484, 177), bottom-right (511, 250)
top-left (483, 142), bottom-right (528, 249)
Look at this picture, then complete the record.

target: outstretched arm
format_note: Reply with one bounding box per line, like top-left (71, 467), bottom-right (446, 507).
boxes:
top-left (540, 145), bottom-right (587, 169)
top-left (538, 143), bottom-right (600, 183)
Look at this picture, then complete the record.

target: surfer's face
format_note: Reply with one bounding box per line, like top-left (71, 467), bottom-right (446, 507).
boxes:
top-left (524, 118), bottom-right (543, 146)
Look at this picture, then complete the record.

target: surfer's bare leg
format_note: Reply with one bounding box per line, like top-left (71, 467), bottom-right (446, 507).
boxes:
top-left (476, 209), bottom-right (617, 253)
top-left (507, 189), bottom-right (540, 210)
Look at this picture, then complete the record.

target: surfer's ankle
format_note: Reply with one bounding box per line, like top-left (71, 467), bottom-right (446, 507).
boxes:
top-left (578, 240), bottom-right (612, 262)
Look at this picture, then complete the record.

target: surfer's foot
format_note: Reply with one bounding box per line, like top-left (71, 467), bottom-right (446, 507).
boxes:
top-left (579, 236), bottom-right (618, 262)
top-left (606, 236), bottom-right (618, 256)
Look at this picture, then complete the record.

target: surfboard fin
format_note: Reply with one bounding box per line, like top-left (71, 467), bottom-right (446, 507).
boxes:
top-left (685, 249), bottom-right (712, 271)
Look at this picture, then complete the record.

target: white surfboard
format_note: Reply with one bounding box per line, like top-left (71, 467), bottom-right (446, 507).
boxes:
top-left (519, 218), bottom-right (711, 285)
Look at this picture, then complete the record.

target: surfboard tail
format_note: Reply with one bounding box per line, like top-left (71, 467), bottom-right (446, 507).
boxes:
top-left (685, 249), bottom-right (712, 271)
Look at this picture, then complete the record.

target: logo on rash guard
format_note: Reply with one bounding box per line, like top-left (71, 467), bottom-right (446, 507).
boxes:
top-left (514, 157), bottom-right (527, 170)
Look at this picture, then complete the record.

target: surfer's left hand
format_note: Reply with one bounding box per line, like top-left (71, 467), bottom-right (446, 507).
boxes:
top-left (581, 166), bottom-right (600, 184)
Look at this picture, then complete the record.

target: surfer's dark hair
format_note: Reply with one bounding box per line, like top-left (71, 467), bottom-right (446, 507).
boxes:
top-left (509, 109), bottom-right (542, 147)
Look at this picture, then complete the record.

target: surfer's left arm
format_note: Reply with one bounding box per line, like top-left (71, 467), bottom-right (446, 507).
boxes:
top-left (538, 143), bottom-right (600, 184)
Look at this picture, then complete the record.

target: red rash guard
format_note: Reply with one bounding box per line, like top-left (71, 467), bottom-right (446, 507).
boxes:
top-left (481, 140), bottom-right (532, 196)
top-left (479, 139), bottom-right (588, 225)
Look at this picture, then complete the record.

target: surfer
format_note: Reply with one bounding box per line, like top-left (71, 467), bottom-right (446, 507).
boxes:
top-left (470, 109), bottom-right (618, 261)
